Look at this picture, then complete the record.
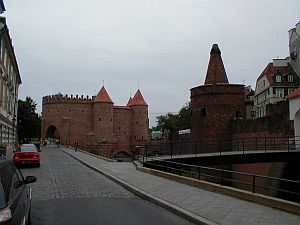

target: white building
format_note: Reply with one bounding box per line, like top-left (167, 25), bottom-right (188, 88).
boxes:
top-left (254, 59), bottom-right (299, 118)
top-left (0, 8), bottom-right (22, 150)
top-left (289, 21), bottom-right (300, 77)
top-left (286, 88), bottom-right (300, 147)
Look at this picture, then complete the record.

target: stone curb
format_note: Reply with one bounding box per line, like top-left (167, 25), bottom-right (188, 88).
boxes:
top-left (61, 149), bottom-right (218, 225)
top-left (137, 165), bottom-right (300, 215)
top-left (65, 146), bottom-right (116, 162)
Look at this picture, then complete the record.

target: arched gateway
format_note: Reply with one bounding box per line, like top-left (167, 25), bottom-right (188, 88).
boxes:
top-left (45, 125), bottom-right (60, 139)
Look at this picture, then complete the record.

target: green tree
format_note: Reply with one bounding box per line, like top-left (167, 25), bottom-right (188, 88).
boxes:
top-left (154, 102), bottom-right (191, 132)
top-left (17, 96), bottom-right (41, 143)
top-left (177, 103), bottom-right (191, 130)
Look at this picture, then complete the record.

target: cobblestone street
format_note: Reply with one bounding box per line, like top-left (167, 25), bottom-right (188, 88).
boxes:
top-left (20, 147), bottom-right (194, 225)
top-left (21, 146), bottom-right (134, 201)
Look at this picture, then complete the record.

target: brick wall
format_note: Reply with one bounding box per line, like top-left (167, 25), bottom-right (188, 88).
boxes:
top-left (41, 94), bottom-right (149, 157)
top-left (191, 84), bottom-right (245, 140)
top-left (131, 105), bottom-right (149, 145)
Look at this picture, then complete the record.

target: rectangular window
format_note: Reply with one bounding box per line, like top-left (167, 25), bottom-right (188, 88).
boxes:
top-left (201, 108), bottom-right (207, 117)
top-left (288, 88), bottom-right (295, 95)
top-left (288, 75), bottom-right (294, 82)
top-left (275, 88), bottom-right (284, 98)
top-left (275, 75), bottom-right (281, 83)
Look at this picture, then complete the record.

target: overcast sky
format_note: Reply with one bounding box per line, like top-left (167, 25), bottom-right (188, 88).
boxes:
top-left (3, 0), bottom-right (300, 126)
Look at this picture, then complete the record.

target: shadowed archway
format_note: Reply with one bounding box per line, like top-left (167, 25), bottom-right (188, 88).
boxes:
top-left (45, 125), bottom-right (60, 139)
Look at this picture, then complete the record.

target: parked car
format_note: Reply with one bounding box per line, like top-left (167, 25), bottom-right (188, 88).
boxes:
top-left (0, 157), bottom-right (36, 224)
top-left (13, 144), bottom-right (40, 167)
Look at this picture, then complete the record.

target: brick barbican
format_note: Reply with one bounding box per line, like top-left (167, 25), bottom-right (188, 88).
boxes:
top-left (41, 87), bottom-right (149, 157)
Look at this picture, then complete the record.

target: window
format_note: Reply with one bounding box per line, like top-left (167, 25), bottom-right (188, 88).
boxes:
top-left (236, 111), bottom-right (242, 118)
top-left (201, 108), bottom-right (207, 117)
top-left (275, 75), bottom-right (281, 83)
top-left (11, 167), bottom-right (23, 198)
top-left (288, 88), bottom-right (295, 95)
top-left (288, 75), bottom-right (294, 82)
top-left (275, 88), bottom-right (284, 98)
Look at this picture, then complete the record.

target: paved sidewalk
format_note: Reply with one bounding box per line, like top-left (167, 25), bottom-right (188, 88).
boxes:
top-left (61, 147), bottom-right (300, 225)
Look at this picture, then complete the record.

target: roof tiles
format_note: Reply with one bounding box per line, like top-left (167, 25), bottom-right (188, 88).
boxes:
top-left (257, 63), bottom-right (296, 85)
top-left (93, 86), bottom-right (114, 104)
top-left (129, 90), bottom-right (148, 106)
top-left (286, 88), bottom-right (300, 100)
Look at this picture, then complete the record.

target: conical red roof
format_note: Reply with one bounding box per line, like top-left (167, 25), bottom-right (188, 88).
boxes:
top-left (129, 90), bottom-right (148, 106)
top-left (126, 97), bottom-right (133, 106)
top-left (93, 86), bottom-right (114, 104)
top-left (204, 44), bottom-right (229, 85)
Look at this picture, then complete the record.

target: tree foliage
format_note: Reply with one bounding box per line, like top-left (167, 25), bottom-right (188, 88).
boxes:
top-left (154, 103), bottom-right (191, 132)
top-left (17, 96), bottom-right (41, 143)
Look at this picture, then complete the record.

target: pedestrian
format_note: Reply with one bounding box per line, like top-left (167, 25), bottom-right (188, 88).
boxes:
top-left (75, 140), bottom-right (78, 151)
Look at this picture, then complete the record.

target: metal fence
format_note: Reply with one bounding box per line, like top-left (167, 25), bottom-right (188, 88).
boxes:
top-left (143, 160), bottom-right (300, 203)
top-left (143, 136), bottom-right (300, 159)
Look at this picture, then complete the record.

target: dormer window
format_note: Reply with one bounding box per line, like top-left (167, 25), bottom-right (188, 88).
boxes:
top-left (288, 75), bottom-right (294, 83)
top-left (275, 75), bottom-right (281, 83)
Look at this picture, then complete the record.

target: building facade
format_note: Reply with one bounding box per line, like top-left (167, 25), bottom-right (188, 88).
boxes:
top-left (254, 59), bottom-right (299, 118)
top-left (289, 21), bottom-right (300, 77)
top-left (286, 88), bottom-right (300, 142)
top-left (0, 6), bottom-right (22, 150)
top-left (41, 87), bottom-right (149, 157)
top-left (190, 44), bottom-right (246, 140)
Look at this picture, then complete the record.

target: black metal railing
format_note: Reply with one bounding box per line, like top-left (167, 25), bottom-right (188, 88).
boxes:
top-left (143, 136), bottom-right (300, 160)
top-left (143, 160), bottom-right (300, 203)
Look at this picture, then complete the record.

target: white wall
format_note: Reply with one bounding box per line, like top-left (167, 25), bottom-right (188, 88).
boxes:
top-left (289, 97), bottom-right (300, 149)
top-left (289, 97), bottom-right (300, 120)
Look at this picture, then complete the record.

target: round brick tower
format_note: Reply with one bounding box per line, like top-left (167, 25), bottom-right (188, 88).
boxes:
top-left (190, 44), bottom-right (245, 140)
top-left (92, 86), bottom-right (114, 143)
top-left (129, 89), bottom-right (149, 144)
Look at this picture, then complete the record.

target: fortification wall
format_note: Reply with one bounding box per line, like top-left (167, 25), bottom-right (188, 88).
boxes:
top-left (131, 105), bottom-right (149, 145)
top-left (43, 94), bottom-right (94, 104)
top-left (113, 107), bottom-right (132, 150)
top-left (42, 94), bottom-right (93, 146)
top-left (93, 102), bottom-right (114, 142)
top-left (191, 84), bottom-right (245, 140)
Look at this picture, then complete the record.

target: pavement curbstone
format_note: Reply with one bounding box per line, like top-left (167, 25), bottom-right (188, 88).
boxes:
top-left (62, 149), bottom-right (218, 225)
top-left (137, 165), bottom-right (300, 215)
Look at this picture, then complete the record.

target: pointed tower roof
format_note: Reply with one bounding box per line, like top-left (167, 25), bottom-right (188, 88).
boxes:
top-left (204, 44), bottom-right (229, 85)
top-left (129, 90), bottom-right (148, 106)
top-left (93, 86), bottom-right (114, 104)
top-left (126, 97), bottom-right (133, 106)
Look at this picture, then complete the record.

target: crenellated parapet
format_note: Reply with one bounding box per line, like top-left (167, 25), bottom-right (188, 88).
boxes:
top-left (42, 94), bottom-right (95, 105)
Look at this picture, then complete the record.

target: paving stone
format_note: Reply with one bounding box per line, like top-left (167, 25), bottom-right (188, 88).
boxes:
top-left (61, 147), bottom-right (300, 225)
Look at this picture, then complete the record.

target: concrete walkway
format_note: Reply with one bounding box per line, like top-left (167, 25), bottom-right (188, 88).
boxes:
top-left (61, 147), bottom-right (300, 225)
